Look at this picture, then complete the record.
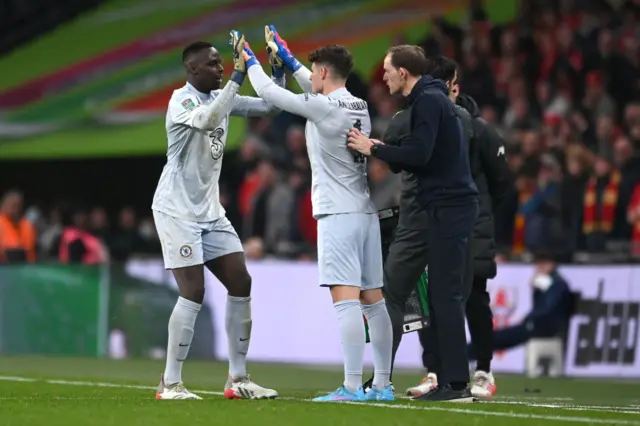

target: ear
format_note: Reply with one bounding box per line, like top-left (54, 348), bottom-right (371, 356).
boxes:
top-left (186, 60), bottom-right (197, 75)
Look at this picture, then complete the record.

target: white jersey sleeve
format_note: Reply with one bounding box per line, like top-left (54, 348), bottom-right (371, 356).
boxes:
top-left (247, 65), bottom-right (331, 122)
top-left (228, 73), bottom-right (286, 118)
top-left (292, 66), bottom-right (313, 93)
top-left (170, 81), bottom-right (239, 130)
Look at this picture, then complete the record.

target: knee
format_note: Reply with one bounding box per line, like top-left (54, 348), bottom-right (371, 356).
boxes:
top-left (360, 288), bottom-right (384, 305)
top-left (183, 286), bottom-right (206, 304)
top-left (230, 272), bottom-right (251, 298)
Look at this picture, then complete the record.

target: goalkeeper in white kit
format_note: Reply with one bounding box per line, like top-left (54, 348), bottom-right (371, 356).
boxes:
top-left (152, 33), bottom-right (283, 400)
top-left (241, 26), bottom-right (394, 402)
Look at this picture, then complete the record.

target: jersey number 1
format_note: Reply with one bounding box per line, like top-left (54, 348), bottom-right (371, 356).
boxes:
top-left (350, 119), bottom-right (365, 164)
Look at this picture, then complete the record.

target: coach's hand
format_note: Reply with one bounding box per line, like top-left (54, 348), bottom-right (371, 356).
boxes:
top-left (265, 25), bottom-right (302, 73)
top-left (348, 128), bottom-right (375, 156)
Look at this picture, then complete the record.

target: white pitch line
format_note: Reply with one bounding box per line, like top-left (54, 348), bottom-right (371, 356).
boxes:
top-left (496, 395), bottom-right (575, 402)
top-left (492, 400), bottom-right (640, 415)
top-left (0, 376), bottom-right (638, 425)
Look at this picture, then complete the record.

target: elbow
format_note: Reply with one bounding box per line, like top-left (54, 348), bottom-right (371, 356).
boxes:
top-left (254, 83), bottom-right (275, 103)
top-left (411, 147), bottom-right (430, 168)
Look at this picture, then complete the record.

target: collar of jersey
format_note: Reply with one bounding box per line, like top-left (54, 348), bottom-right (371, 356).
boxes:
top-left (186, 82), bottom-right (211, 101)
top-left (326, 87), bottom-right (348, 98)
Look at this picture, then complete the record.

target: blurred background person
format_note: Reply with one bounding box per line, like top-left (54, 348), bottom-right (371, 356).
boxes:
top-left (0, 190), bottom-right (36, 263)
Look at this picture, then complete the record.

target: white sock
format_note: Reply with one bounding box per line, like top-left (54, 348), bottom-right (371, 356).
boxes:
top-left (362, 300), bottom-right (393, 390)
top-left (164, 297), bottom-right (201, 385)
top-left (226, 295), bottom-right (252, 379)
top-left (334, 299), bottom-right (365, 392)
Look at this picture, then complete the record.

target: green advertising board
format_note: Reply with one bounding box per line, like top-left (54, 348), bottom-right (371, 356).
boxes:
top-left (0, 264), bottom-right (215, 358)
top-left (0, 264), bottom-right (108, 356)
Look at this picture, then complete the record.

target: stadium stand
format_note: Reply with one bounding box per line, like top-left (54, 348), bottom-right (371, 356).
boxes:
top-left (0, 0), bottom-right (639, 263)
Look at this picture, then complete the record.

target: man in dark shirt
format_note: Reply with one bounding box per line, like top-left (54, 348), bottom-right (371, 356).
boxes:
top-left (408, 57), bottom-right (512, 400)
top-left (348, 45), bottom-right (479, 402)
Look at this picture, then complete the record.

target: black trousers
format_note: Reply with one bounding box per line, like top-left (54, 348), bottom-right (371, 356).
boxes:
top-left (465, 277), bottom-right (494, 371)
top-left (382, 226), bottom-right (430, 381)
top-left (421, 275), bottom-right (493, 373)
top-left (421, 201), bottom-right (477, 385)
top-left (384, 201), bottom-right (477, 384)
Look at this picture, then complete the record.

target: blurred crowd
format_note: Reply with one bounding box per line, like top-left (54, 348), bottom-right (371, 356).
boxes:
top-left (1, 0), bottom-right (640, 264)
top-left (0, 190), bottom-right (160, 264)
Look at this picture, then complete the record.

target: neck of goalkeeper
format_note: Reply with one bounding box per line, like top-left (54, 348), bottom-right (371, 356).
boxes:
top-left (321, 77), bottom-right (347, 96)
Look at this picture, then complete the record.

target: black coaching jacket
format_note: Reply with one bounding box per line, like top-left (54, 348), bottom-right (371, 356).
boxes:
top-left (456, 94), bottom-right (512, 278)
top-left (381, 92), bottom-right (511, 279)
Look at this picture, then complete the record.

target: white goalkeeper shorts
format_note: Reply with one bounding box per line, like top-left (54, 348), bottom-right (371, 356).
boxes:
top-left (317, 212), bottom-right (383, 290)
top-left (153, 210), bottom-right (244, 270)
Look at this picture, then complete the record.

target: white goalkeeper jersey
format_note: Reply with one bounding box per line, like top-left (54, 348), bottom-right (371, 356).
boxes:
top-left (152, 78), bottom-right (283, 222)
top-left (247, 66), bottom-right (376, 218)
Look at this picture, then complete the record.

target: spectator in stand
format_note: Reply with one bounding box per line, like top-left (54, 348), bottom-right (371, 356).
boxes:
top-left (39, 206), bottom-right (63, 259)
top-left (0, 190), bottom-right (36, 263)
top-left (560, 145), bottom-right (592, 253)
top-left (243, 160), bottom-right (297, 257)
top-left (582, 154), bottom-right (625, 252)
top-left (109, 206), bottom-right (145, 262)
top-left (521, 153), bottom-right (566, 255)
top-left (57, 204), bottom-right (107, 264)
top-left (90, 206), bottom-right (111, 247)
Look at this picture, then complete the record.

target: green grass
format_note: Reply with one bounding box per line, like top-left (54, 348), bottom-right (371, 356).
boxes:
top-left (0, 357), bottom-right (638, 426)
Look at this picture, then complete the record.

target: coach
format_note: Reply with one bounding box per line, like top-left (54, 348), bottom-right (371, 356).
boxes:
top-left (405, 57), bottom-right (512, 400)
top-left (348, 45), bottom-right (479, 402)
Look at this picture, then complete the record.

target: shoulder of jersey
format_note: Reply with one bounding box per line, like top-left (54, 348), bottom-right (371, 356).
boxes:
top-left (170, 86), bottom-right (190, 103)
top-left (170, 86), bottom-right (200, 112)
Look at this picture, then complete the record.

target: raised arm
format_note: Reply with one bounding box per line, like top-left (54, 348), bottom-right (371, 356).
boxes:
top-left (265, 25), bottom-right (312, 93)
top-left (293, 67), bottom-right (313, 93)
top-left (247, 61), bottom-right (330, 122)
top-left (171, 81), bottom-right (240, 131)
top-left (229, 73), bottom-right (286, 118)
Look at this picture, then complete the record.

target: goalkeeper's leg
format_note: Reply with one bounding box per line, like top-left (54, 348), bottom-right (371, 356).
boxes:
top-left (360, 214), bottom-right (394, 401)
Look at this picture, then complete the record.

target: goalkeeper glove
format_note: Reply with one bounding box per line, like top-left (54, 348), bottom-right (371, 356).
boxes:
top-left (229, 30), bottom-right (247, 85)
top-left (243, 40), bottom-right (260, 69)
top-left (264, 25), bottom-right (284, 78)
top-left (264, 25), bottom-right (302, 73)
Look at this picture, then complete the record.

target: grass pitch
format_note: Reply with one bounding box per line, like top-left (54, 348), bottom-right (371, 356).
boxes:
top-left (0, 356), bottom-right (638, 426)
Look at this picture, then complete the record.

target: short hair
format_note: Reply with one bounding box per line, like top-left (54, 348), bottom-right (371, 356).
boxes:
top-left (307, 45), bottom-right (353, 79)
top-left (386, 45), bottom-right (427, 76)
top-left (182, 41), bottom-right (213, 63)
top-left (424, 56), bottom-right (459, 82)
